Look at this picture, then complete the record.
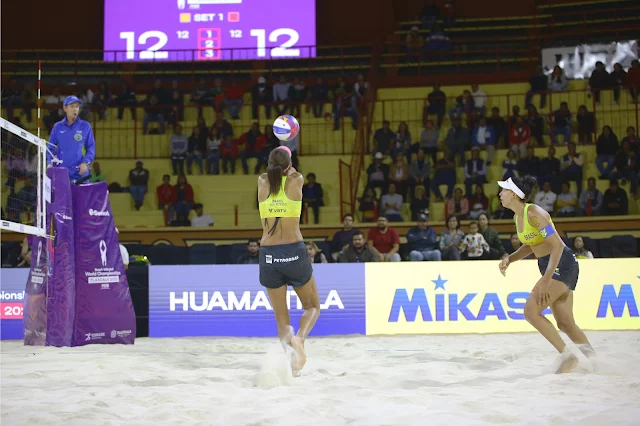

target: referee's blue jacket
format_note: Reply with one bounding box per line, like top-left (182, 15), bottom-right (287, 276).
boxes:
top-left (47, 117), bottom-right (96, 182)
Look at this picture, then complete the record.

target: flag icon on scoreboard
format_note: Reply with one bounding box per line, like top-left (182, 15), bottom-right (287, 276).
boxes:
top-left (180, 13), bottom-right (191, 23)
top-left (228, 11), bottom-right (240, 22)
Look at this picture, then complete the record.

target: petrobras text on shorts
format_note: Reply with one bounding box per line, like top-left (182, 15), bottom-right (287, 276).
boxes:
top-left (88, 209), bottom-right (110, 217)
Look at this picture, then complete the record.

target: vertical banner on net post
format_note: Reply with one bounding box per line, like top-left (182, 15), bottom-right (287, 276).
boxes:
top-left (1, 269), bottom-right (30, 340)
top-left (23, 235), bottom-right (48, 345)
top-left (72, 182), bottom-right (136, 346)
top-left (36, 167), bottom-right (77, 347)
top-left (149, 263), bottom-right (366, 338)
top-left (364, 259), bottom-right (640, 336)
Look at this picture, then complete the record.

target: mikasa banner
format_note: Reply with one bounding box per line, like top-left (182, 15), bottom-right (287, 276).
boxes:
top-left (542, 40), bottom-right (638, 79)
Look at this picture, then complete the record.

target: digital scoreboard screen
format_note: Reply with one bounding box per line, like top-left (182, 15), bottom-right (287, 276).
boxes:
top-left (103, 0), bottom-right (316, 62)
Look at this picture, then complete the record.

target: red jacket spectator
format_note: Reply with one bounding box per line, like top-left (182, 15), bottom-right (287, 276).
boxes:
top-left (221, 138), bottom-right (239, 157)
top-left (157, 182), bottom-right (177, 206)
top-left (509, 124), bottom-right (531, 146)
top-left (175, 183), bottom-right (194, 203)
top-left (254, 134), bottom-right (268, 153)
top-left (627, 62), bottom-right (640, 90)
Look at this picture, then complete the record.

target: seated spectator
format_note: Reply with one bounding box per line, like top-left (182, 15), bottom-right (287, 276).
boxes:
top-left (156, 174), bottom-right (177, 226)
top-left (572, 236), bottom-right (594, 259)
top-left (556, 182), bottom-right (578, 217)
top-left (406, 26), bottom-right (424, 54)
top-left (601, 178), bottom-right (628, 216)
top-left (42, 88), bottom-right (64, 134)
top-left (508, 116), bottom-right (531, 160)
top-left (551, 102), bottom-right (572, 145)
top-left (372, 121), bottom-right (395, 157)
top-left (264, 124), bottom-right (281, 153)
top-left (410, 186), bottom-right (430, 221)
top-left (358, 187), bottom-right (378, 223)
top-left (302, 173), bottom-right (324, 224)
top-left (210, 78), bottom-right (226, 113)
top-left (224, 80), bottom-right (244, 120)
top-left (114, 83), bottom-right (137, 121)
top-left (330, 213), bottom-right (359, 260)
top-left (170, 124), bottom-right (188, 176)
top-left (167, 89), bottom-right (184, 126)
top-left (367, 216), bottom-right (401, 262)
top-left (470, 84), bottom-right (487, 117)
top-left (502, 150), bottom-right (518, 180)
top-left (190, 78), bottom-right (210, 119)
top-left (220, 134), bottom-right (238, 174)
top-left (611, 141), bottom-right (638, 199)
top-left (448, 94), bottom-right (474, 135)
top-left (333, 86), bottom-right (358, 132)
top-left (253, 127), bottom-right (270, 174)
top-left (486, 107), bottom-right (507, 149)
top-left (431, 149), bottom-right (456, 200)
top-left (339, 230), bottom-right (379, 263)
top-left (419, 120), bottom-right (439, 164)
top-left (236, 239), bottom-right (260, 264)
top-left (595, 125), bottom-right (618, 179)
top-left (525, 65), bottom-right (548, 109)
top-left (273, 75), bottom-right (292, 115)
top-left (5, 188), bottom-right (21, 221)
top-left (460, 221), bottom-right (490, 260)
top-left (142, 94), bottom-right (165, 135)
top-left (389, 153), bottom-right (409, 200)
top-left (507, 105), bottom-right (521, 130)
top-left (468, 185), bottom-right (489, 220)
top-left (407, 213), bottom-right (441, 262)
top-left (173, 174), bottom-right (194, 225)
top-left (409, 149), bottom-right (431, 199)
top-left (576, 105), bottom-right (595, 144)
top-left (439, 215), bottom-right (464, 261)
top-left (472, 117), bottom-right (496, 164)
top-left (367, 152), bottom-right (390, 192)
top-left (526, 105), bottom-right (545, 148)
top-left (1, 79), bottom-right (22, 121)
top-left (539, 146), bottom-right (561, 193)
top-left (309, 77), bottom-right (329, 118)
top-left (561, 142), bottom-right (584, 195)
top-left (191, 203), bottom-right (214, 227)
top-left (187, 124), bottom-right (206, 175)
top-left (424, 85), bottom-right (446, 127)
top-left (288, 78), bottom-right (306, 118)
top-left (518, 146), bottom-right (541, 182)
top-left (392, 122), bottom-right (412, 163)
top-left (128, 160), bottom-right (149, 211)
top-left (447, 187), bottom-right (469, 220)
top-left (509, 233), bottom-right (535, 259)
top-left (478, 213), bottom-right (507, 260)
top-left (90, 161), bottom-right (105, 183)
top-left (251, 76), bottom-right (272, 120)
top-left (213, 111), bottom-right (233, 140)
top-left (588, 61), bottom-right (609, 105)
top-left (621, 126), bottom-right (639, 154)
top-left (206, 126), bottom-right (222, 175)
top-left (380, 183), bottom-right (404, 222)
top-left (354, 73), bottom-right (369, 100)
top-left (464, 147), bottom-right (487, 197)
top-left (238, 123), bottom-right (263, 175)
top-left (548, 65), bottom-right (568, 92)
top-left (306, 242), bottom-right (328, 264)
top-left (4, 147), bottom-right (25, 191)
top-left (578, 177), bottom-right (603, 216)
top-left (425, 24), bottom-right (451, 52)
top-left (533, 181), bottom-right (557, 215)
top-left (280, 134), bottom-right (300, 170)
top-left (17, 179), bottom-right (36, 214)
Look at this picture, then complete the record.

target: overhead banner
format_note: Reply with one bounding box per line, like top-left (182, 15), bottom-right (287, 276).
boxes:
top-left (149, 263), bottom-right (366, 337)
top-left (542, 40), bottom-right (638, 79)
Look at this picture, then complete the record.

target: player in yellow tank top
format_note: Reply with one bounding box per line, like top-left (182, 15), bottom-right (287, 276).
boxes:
top-left (256, 145), bottom-right (320, 377)
top-left (497, 176), bottom-right (595, 373)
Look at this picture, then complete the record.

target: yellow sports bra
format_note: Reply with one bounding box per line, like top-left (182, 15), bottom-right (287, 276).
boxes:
top-left (259, 176), bottom-right (302, 219)
top-left (515, 203), bottom-right (557, 246)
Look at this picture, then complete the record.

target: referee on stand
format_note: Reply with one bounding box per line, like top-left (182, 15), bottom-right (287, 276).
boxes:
top-left (47, 95), bottom-right (96, 184)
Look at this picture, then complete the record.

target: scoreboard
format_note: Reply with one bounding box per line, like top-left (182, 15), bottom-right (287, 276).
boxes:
top-left (103, 0), bottom-right (316, 62)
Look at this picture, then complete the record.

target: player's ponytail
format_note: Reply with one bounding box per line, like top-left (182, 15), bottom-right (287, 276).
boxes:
top-left (266, 148), bottom-right (290, 195)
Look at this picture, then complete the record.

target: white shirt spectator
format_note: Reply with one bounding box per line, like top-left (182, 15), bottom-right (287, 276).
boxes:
top-left (534, 190), bottom-right (558, 214)
top-left (461, 233), bottom-right (489, 258)
top-left (380, 193), bottom-right (403, 215)
top-left (119, 243), bottom-right (130, 269)
top-left (472, 88), bottom-right (487, 109)
top-left (191, 213), bottom-right (214, 227)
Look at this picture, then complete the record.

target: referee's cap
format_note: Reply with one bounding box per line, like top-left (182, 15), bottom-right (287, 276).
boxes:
top-left (63, 95), bottom-right (82, 106)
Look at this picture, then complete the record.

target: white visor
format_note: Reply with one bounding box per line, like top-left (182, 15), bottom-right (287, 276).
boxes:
top-left (497, 177), bottom-right (525, 199)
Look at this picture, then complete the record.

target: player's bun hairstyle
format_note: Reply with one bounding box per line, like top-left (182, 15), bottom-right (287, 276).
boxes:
top-left (512, 175), bottom-right (538, 202)
top-left (267, 148), bottom-right (291, 195)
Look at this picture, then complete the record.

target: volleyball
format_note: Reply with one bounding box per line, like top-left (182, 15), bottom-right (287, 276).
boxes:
top-left (272, 115), bottom-right (300, 141)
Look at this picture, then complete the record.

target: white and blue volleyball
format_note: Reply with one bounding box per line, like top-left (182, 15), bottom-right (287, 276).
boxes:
top-left (273, 115), bottom-right (300, 141)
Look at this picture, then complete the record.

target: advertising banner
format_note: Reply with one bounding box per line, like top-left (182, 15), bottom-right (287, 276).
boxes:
top-left (365, 259), bottom-right (640, 336)
top-left (149, 263), bottom-right (366, 337)
top-left (72, 182), bottom-right (136, 346)
top-left (1, 269), bottom-right (29, 340)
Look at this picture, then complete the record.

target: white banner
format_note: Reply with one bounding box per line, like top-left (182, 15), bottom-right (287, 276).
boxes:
top-left (542, 40), bottom-right (638, 80)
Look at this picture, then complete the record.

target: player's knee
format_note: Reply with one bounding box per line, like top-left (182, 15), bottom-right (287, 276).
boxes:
top-left (523, 302), bottom-right (540, 323)
top-left (556, 320), bottom-right (573, 334)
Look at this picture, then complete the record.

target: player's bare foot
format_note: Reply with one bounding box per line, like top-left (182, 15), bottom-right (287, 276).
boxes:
top-left (578, 344), bottom-right (597, 359)
top-left (290, 336), bottom-right (307, 376)
top-left (555, 353), bottom-right (579, 374)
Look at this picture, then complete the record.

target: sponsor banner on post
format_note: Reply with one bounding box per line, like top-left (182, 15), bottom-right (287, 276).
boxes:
top-left (23, 235), bottom-right (48, 345)
top-left (149, 263), bottom-right (366, 337)
top-left (365, 259), bottom-right (640, 336)
top-left (1, 269), bottom-right (29, 340)
top-left (72, 182), bottom-right (136, 346)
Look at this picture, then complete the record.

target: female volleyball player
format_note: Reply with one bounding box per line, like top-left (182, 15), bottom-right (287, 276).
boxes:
top-left (258, 146), bottom-right (320, 376)
top-left (497, 176), bottom-right (595, 373)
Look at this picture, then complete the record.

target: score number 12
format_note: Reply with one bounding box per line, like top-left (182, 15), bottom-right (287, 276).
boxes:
top-left (250, 29), bottom-right (300, 58)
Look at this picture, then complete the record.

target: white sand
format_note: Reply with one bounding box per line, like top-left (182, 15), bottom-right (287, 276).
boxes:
top-left (2, 331), bottom-right (640, 426)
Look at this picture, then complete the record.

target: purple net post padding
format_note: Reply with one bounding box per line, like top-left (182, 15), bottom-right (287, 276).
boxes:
top-left (1, 269), bottom-right (29, 340)
top-left (71, 181), bottom-right (136, 346)
top-left (23, 235), bottom-right (48, 345)
top-left (149, 263), bottom-right (366, 338)
top-left (43, 167), bottom-right (77, 347)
